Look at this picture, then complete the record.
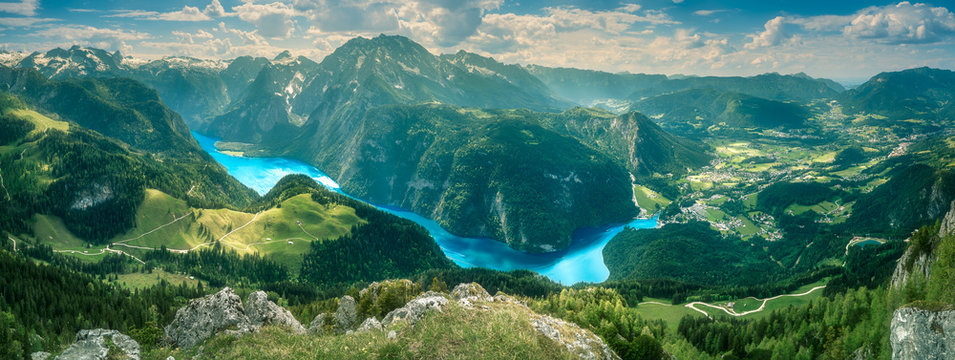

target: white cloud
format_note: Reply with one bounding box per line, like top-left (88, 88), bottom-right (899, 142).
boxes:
top-left (234, 1), bottom-right (298, 38)
top-left (203, 0), bottom-right (233, 17)
top-left (106, 6), bottom-right (213, 22)
top-left (296, 0), bottom-right (503, 47)
top-left (618, 4), bottom-right (641, 13)
top-left (0, 16), bottom-right (54, 27)
top-left (34, 25), bottom-right (150, 42)
top-left (173, 29), bottom-right (215, 44)
top-left (843, 1), bottom-right (955, 44)
top-left (745, 16), bottom-right (793, 49)
top-left (157, 6), bottom-right (212, 21)
top-left (105, 10), bottom-right (160, 18)
top-left (0, 0), bottom-right (37, 16)
top-left (694, 10), bottom-right (727, 17)
top-left (789, 14), bottom-right (854, 32)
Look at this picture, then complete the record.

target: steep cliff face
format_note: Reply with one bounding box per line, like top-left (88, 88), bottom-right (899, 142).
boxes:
top-left (890, 200), bottom-right (955, 289)
top-left (319, 105), bottom-right (636, 252)
top-left (891, 306), bottom-right (955, 360)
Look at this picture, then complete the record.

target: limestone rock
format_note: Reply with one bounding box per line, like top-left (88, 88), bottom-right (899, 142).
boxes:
top-left (939, 200), bottom-right (955, 239)
top-left (55, 329), bottom-right (140, 360)
top-left (891, 201), bottom-right (955, 289)
top-left (31, 352), bottom-right (51, 360)
top-left (891, 306), bottom-right (955, 360)
top-left (387, 330), bottom-right (397, 340)
top-left (382, 293), bottom-right (448, 327)
top-left (451, 282), bottom-right (492, 307)
top-left (308, 313), bottom-right (329, 335)
top-left (358, 279), bottom-right (416, 301)
top-left (334, 296), bottom-right (358, 333)
top-left (163, 287), bottom-right (252, 349)
top-left (245, 291), bottom-right (306, 334)
top-left (531, 315), bottom-right (619, 360)
top-left (356, 317), bottom-right (383, 333)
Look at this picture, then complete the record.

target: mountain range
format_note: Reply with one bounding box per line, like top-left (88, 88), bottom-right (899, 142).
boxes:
top-left (8, 34), bottom-right (955, 253)
top-left (4, 32), bottom-right (955, 360)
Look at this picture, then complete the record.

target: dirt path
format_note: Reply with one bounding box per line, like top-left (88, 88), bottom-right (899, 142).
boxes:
top-left (684, 285), bottom-right (826, 319)
top-left (296, 220), bottom-right (320, 240)
top-left (8, 236), bottom-right (16, 252)
top-left (217, 212), bottom-right (260, 242)
top-left (0, 167), bottom-right (11, 201)
top-left (185, 212), bottom-right (263, 252)
top-left (116, 213), bottom-right (192, 244)
top-left (224, 237), bottom-right (308, 252)
top-left (637, 301), bottom-right (673, 306)
top-left (55, 247), bottom-right (145, 264)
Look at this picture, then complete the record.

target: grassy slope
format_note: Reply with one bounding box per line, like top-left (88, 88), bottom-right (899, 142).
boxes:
top-left (634, 279), bottom-right (828, 331)
top-left (28, 189), bottom-right (364, 271)
top-left (114, 269), bottom-right (203, 289)
top-left (147, 300), bottom-right (576, 360)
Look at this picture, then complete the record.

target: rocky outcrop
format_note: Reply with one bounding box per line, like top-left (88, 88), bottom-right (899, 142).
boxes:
top-left (308, 313), bottom-right (329, 335)
top-left (245, 291), bottom-right (306, 334)
top-left (891, 241), bottom-right (936, 289)
top-left (891, 306), bottom-right (955, 360)
top-left (356, 317), bottom-right (383, 333)
top-left (55, 329), bottom-right (140, 360)
top-left (31, 352), bottom-right (50, 360)
top-left (382, 292), bottom-right (448, 327)
top-left (334, 296), bottom-right (358, 333)
top-left (451, 282), bottom-right (492, 302)
top-left (163, 287), bottom-right (306, 349)
top-left (359, 279), bottom-right (417, 302)
top-left (940, 200), bottom-right (955, 239)
top-left (163, 287), bottom-right (252, 349)
top-left (891, 200), bottom-right (955, 289)
top-left (532, 316), bottom-right (619, 360)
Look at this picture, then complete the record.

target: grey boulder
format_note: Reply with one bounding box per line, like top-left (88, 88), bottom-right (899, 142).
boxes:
top-left (55, 329), bottom-right (140, 360)
top-left (163, 287), bottom-right (252, 349)
top-left (245, 291), bottom-right (306, 334)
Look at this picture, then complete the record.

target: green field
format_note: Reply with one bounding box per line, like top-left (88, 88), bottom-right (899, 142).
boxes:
top-left (634, 280), bottom-right (828, 330)
top-left (114, 269), bottom-right (203, 289)
top-left (10, 108), bottom-right (69, 133)
top-left (633, 185), bottom-right (671, 213)
top-left (25, 189), bottom-right (367, 270)
top-left (634, 299), bottom-right (705, 332)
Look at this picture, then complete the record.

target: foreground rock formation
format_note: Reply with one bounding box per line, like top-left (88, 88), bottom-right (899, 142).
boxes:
top-left (163, 288), bottom-right (306, 349)
top-left (159, 282), bottom-right (618, 359)
top-left (891, 306), bottom-right (955, 360)
top-left (51, 329), bottom-right (140, 360)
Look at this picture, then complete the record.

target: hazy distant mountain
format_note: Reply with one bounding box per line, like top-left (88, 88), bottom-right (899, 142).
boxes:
top-left (840, 67), bottom-right (955, 120)
top-left (550, 107), bottom-right (711, 176)
top-left (291, 35), bottom-right (568, 127)
top-left (631, 88), bottom-right (809, 135)
top-left (17, 46), bottom-right (127, 79)
top-left (628, 72), bottom-right (844, 102)
top-left (203, 52), bottom-right (320, 143)
top-left (13, 46), bottom-right (261, 127)
top-left (524, 65), bottom-right (667, 106)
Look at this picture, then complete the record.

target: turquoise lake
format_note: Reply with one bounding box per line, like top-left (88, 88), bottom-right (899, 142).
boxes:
top-left (193, 132), bottom-right (658, 285)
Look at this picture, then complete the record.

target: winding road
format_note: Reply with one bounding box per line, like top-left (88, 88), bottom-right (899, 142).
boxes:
top-left (638, 285), bottom-right (827, 319)
top-left (0, 167), bottom-right (10, 201)
top-left (684, 285), bottom-right (826, 318)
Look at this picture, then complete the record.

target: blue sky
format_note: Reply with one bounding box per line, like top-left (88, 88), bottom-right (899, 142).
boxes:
top-left (0, 0), bottom-right (953, 82)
